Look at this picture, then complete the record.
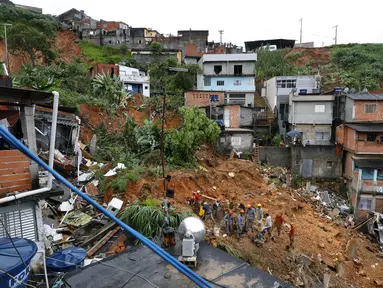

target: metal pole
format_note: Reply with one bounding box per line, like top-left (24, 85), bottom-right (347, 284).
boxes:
top-left (2, 23), bottom-right (12, 74)
top-left (299, 18), bottom-right (303, 45)
top-left (333, 25), bottom-right (338, 45)
top-left (160, 93), bottom-right (166, 195)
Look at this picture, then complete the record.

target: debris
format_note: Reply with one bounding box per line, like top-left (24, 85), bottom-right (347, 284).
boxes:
top-left (228, 172), bottom-right (235, 178)
top-left (345, 239), bottom-right (358, 260)
top-left (327, 238), bottom-right (333, 243)
top-left (358, 270), bottom-right (367, 277)
top-left (78, 171), bottom-right (95, 182)
top-left (323, 273), bottom-right (331, 288)
top-left (104, 163), bottom-right (126, 177)
top-left (106, 198), bottom-right (124, 217)
top-left (63, 211), bottom-right (93, 227)
top-left (86, 183), bottom-right (99, 196)
top-left (374, 279), bottom-right (383, 287)
top-left (353, 258), bottom-right (361, 265)
top-left (87, 227), bottom-right (121, 257)
top-left (319, 243), bottom-right (325, 249)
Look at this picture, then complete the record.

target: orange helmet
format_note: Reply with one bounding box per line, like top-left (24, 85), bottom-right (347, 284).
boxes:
top-left (229, 210), bottom-right (233, 215)
top-left (246, 204), bottom-right (251, 209)
top-left (240, 209), bottom-right (245, 213)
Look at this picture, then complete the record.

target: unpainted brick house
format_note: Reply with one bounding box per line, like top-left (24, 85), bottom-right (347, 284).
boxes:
top-left (336, 93), bottom-right (383, 218)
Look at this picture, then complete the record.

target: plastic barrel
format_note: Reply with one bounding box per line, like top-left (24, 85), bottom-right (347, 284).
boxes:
top-left (0, 238), bottom-right (38, 288)
top-left (46, 247), bottom-right (86, 273)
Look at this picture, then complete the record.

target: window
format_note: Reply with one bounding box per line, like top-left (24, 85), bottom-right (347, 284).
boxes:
top-left (362, 168), bottom-right (374, 180)
top-left (359, 199), bottom-right (372, 210)
top-left (138, 40), bottom-right (142, 44)
top-left (108, 40), bottom-right (112, 44)
top-left (204, 77), bottom-right (211, 87)
top-left (316, 132), bottom-right (330, 142)
top-left (233, 80), bottom-right (241, 86)
top-left (145, 86), bottom-right (148, 90)
top-left (231, 137), bottom-right (241, 146)
top-left (234, 65), bottom-right (242, 75)
top-left (367, 133), bottom-right (377, 142)
top-left (327, 161), bottom-right (333, 168)
top-left (365, 104), bottom-right (377, 114)
top-left (277, 79), bottom-right (296, 88)
top-left (217, 80), bottom-right (225, 86)
top-left (315, 105), bottom-right (325, 113)
top-left (214, 65), bottom-right (222, 75)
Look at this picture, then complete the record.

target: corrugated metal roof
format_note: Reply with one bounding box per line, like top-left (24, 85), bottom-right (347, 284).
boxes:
top-left (347, 93), bottom-right (383, 101)
top-left (345, 124), bottom-right (383, 132)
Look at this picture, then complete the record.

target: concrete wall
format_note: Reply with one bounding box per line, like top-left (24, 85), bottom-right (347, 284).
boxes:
top-left (184, 91), bottom-right (225, 107)
top-left (299, 145), bottom-right (342, 178)
top-left (240, 107), bottom-right (254, 127)
top-left (294, 124), bottom-right (332, 145)
top-left (264, 77), bottom-right (277, 110)
top-left (197, 76), bottom-right (255, 92)
top-left (202, 62), bottom-right (255, 75)
top-left (219, 132), bottom-right (253, 153)
top-left (259, 147), bottom-right (291, 168)
top-left (260, 145), bottom-right (341, 179)
top-left (290, 101), bottom-right (333, 124)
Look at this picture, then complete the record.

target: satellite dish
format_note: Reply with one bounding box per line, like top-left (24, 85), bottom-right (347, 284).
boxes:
top-left (343, 87), bottom-right (349, 94)
top-left (361, 88), bottom-right (368, 93)
top-left (349, 88), bottom-right (356, 94)
top-left (292, 88), bottom-right (298, 93)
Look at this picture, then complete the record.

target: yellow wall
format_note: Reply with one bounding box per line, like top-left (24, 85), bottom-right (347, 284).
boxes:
top-left (144, 29), bottom-right (158, 37)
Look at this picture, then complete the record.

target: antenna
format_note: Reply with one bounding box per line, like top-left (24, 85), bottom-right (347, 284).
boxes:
top-left (333, 25), bottom-right (338, 45)
top-left (218, 30), bottom-right (224, 45)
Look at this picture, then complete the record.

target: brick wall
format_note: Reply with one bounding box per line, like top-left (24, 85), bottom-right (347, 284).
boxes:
top-left (376, 198), bottom-right (383, 213)
top-left (96, 22), bottom-right (120, 31)
top-left (225, 105), bottom-right (240, 128)
top-left (91, 64), bottom-right (119, 78)
top-left (354, 100), bottom-right (383, 122)
top-left (344, 151), bottom-right (354, 179)
top-left (184, 91), bottom-right (225, 107)
top-left (336, 125), bottom-right (344, 144)
top-left (356, 135), bottom-right (383, 153)
top-left (0, 150), bottom-right (31, 195)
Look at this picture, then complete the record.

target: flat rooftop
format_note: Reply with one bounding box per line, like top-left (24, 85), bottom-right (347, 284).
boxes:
top-left (65, 242), bottom-right (291, 288)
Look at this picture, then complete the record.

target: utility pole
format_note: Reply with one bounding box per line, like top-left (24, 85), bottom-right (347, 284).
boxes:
top-left (299, 18), bottom-right (303, 45)
top-left (1, 23), bottom-right (12, 74)
top-left (218, 30), bottom-right (224, 45)
top-left (333, 25), bottom-right (338, 45)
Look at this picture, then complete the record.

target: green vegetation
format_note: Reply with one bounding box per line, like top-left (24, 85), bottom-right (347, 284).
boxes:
top-left (0, 5), bottom-right (57, 65)
top-left (165, 106), bottom-right (221, 167)
top-left (331, 44), bottom-right (383, 90)
top-left (255, 49), bottom-right (293, 81)
top-left (120, 200), bottom-right (191, 243)
top-left (79, 42), bottom-right (132, 64)
top-left (149, 57), bottom-right (202, 109)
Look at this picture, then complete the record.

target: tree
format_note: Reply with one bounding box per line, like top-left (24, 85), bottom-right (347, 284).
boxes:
top-left (149, 58), bottom-right (202, 108)
top-left (8, 23), bottom-right (55, 65)
top-left (165, 107), bottom-right (221, 166)
top-left (92, 72), bottom-right (129, 107)
top-left (150, 41), bottom-right (163, 56)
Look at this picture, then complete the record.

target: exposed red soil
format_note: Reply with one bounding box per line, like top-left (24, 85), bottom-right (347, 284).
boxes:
top-left (0, 30), bottom-right (81, 73)
top-left (102, 147), bottom-right (383, 288)
top-left (285, 47), bottom-right (332, 68)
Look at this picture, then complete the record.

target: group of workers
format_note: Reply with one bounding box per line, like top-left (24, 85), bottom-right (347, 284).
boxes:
top-left (189, 191), bottom-right (295, 248)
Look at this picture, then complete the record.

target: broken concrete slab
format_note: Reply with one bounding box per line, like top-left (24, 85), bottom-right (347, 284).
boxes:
top-left (345, 239), bottom-right (358, 260)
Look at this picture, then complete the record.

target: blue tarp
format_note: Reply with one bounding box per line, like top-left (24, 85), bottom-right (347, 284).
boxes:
top-left (46, 247), bottom-right (86, 273)
top-left (0, 237), bottom-right (37, 288)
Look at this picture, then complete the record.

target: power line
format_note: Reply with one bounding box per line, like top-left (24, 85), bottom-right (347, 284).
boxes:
top-left (333, 25), bottom-right (339, 45)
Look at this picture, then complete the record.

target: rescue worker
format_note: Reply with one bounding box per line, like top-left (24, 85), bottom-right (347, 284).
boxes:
top-left (212, 198), bottom-right (221, 219)
top-left (238, 202), bottom-right (246, 211)
top-left (253, 229), bottom-right (265, 246)
top-left (245, 204), bottom-right (256, 232)
top-left (162, 197), bottom-right (169, 212)
top-left (237, 210), bottom-right (245, 238)
top-left (224, 210), bottom-right (234, 235)
top-left (274, 213), bottom-right (284, 236)
top-left (193, 190), bottom-right (201, 204)
top-left (289, 222), bottom-right (295, 250)
top-left (162, 210), bottom-right (169, 228)
top-left (203, 201), bottom-right (214, 222)
top-left (255, 204), bottom-right (264, 228)
top-left (262, 213), bottom-right (272, 234)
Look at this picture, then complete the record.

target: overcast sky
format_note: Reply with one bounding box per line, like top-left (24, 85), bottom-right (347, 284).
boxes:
top-left (17, 0), bottom-right (383, 48)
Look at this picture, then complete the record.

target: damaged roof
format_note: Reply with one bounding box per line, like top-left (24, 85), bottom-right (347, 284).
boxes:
top-left (0, 87), bottom-right (53, 105)
top-left (345, 124), bottom-right (383, 132)
top-left (65, 242), bottom-right (291, 288)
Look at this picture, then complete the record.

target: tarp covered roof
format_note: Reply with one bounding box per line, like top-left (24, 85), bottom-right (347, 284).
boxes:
top-left (353, 155), bottom-right (383, 168)
top-left (65, 242), bottom-right (291, 288)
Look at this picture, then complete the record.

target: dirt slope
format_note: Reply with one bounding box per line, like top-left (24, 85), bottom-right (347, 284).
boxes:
top-left (112, 148), bottom-right (383, 288)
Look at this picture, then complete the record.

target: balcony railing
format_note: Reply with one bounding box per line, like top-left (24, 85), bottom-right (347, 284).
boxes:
top-left (203, 73), bottom-right (255, 77)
